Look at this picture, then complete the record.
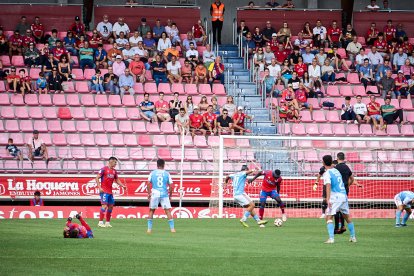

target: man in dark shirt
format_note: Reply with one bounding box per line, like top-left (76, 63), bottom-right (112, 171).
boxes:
top-left (262, 21), bottom-right (277, 43)
top-left (139, 92), bottom-right (158, 122)
top-left (217, 108), bottom-right (234, 135)
top-left (151, 54), bottom-right (167, 86)
top-left (103, 66), bottom-right (120, 95)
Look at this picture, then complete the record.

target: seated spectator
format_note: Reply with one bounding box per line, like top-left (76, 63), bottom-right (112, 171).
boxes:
top-left (6, 67), bottom-right (20, 93)
top-left (355, 48), bottom-right (369, 72)
top-left (113, 55), bottom-right (126, 77)
top-left (378, 69), bottom-right (395, 98)
top-left (163, 43), bottom-right (179, 63)
top-left (327, 20), bottom-right (343, 48)
top-left (79, 42), bottom-right (95, 71)
top-left (303, 71), bottom-right (322, 98)
top-left (400, 59), bottom-right (414, 80)
top-left (157, 32), bottom-right (171, 55)
top-left (233, 106), bottom-right (253, 134)
top-left (367, 95), bottom-right (385, 129)
top-left (122, 43), bottom-right (135, 67)
top-left (281, 0), bottom-right (295, 8)
top-left (91, 69), bottom-right (105, 94)
top-left (287, 71), bottom-right (300, 91)
top-left (6, 138), bottom-right (23, 162)
top-left (129, 54), bottom-right (146, 83)
top-left (58, 55), bottom-right (71, 81)
top-left (367, 46), bottom-right (383, 71)
top-left (294, 32), bottom-right (309, 53)
top-left (155, 92), bottom-right (171, 122)
top-left (267, 58), bottom-right (281, 81)
top-left (222, 96), bottom-right (237, 117)
top-left (189, 106), bottom-right (206, 136)
top-left (328, 47), bottom-right (350, 71)
top-left (408, 72), bottom-right (414, 96)
top-left (116, 31), bottom-right (128, 50)
top-left (69, 16), bottom-right (85, 40)
top-left (18, 69), bottom-right (32, 96)
top-left (169, 92), bottom-right (183, 120)
top-left (308, 58), bottom-right (321, 83)
top-left (394, 70), bottom-right (409, 100)
top-left (192, 19), bottom-right (207, 45)
top-left (52, 40), bottom-right (71, 65)
top-left (0, 28), bottom-right (9, 55)
top-left (48, 29), bottom-right (58, 48)
top-left (274, 44), bottom-right (289, 66)
top-left (96, 14), bottom-right (113, 44)
top-left (95, 44), bottom-right (108, 69)
top-left (203, 105), bottom-right (217, 135)
top-left (112, 17), bottom-right (130, 38)
top-left (143, 31), bottom-right (156, 57)
top-left (181, 59), bottom-right (194, 84)
top-left (366, 0), bottom-right (380, 11)
top-left (27, 130), bottom-right (49, 163)
top-left (89, 31), bottom-right (103, 50)
top-left (381, 97), bottom-right (405, 126)
top-left (237, 20), bottom-right (250, 39)
top-left (401, 37), bottom-right (413, 55)
top-left (182, 31), bottom-right (197, 53)
top-left (263, 45), bottom-right (275, 65)
top-left (38, 42), bottom-right (50, 66)
top-left (272, 99), bottom-right (299, 124)
top-left (312, 20), bottom-right (327, 47)
top-left (198, 96), bottom-right (209, 113)
top-left (301, 46), bottom-right (315, 65)
top-left (376, 59), bottom-right (392, 82)
top-left (343, 24), bottom-right (357, 49)
top-left (30, 191), bottom-right (44, 206)
top-left (374, 33), bottom-right (388, 57)
top-left (301, 22), bottom-right (313, 39)
top-left (24, 42), bottom-right (40, 67)
top-left (167, 56), bottom-right (182, 84)
top-left (211, 96), bottom-right (221, 115)
top-left (103, 66), bottom-right (120, 95)
top-left (269, 33), bottom-right (279, 53)
top-left (129, 31), bottom-right (143, 50)
top-left (22, 29), bottom-right (35, 50)
top-left (315, 47), bottom-right (327, 67)
top-left (295, 83), bottom-right (313, 112)
top-left (48, 67), bottom-right (63, 93)
top-left (151, 54), bottom-right (168, 86)
top-left (341, 96), bottom-right (356, 123)
top-left (36, 72), bottom-right (48, 94)
top-left (252, 27), bottom-right (264, 48)
top-left (393, 48), bottom-right (407, 71)
top-left (366, 22), bottom-right (379, 46)
top-left (280, 59), bottom-right (293, 86)
top-left (139, 93), bottom-right (158, 122)
top-left (395, 24), bottom-right (407, 44)
top-left (217, 108), bottom-right (234, 135)
top-left (186, 42), bottom-right (199, 66)
top-left (346, 36), bottom-right (362, 68)
top-left (63, 31), bottom-right (77, 56)
top-left (168, 23), bottom-right (181, 45)
top-left (289, 46), bottom-right (301, 66)
top-left (195, 61), bottom-right (208, 84)
top-left (359, 58), bottom-right (375, 89)
top-left (8, 30), bottom-right (23, 61)
top-left (31, 16), bottom-right (45, 43)
top-left (74, 34), bottom-right (86, 53)
top-left (202, 44), bottom-right (216, 67)
top-left (262, 68), bottom-right (278, 97)
top-left (321, 58), bottom-right (336, 83)
top-left (388, 39), bottom-right (399, 59)
top-left (265, 0), bottom-right (280, 8)
top-left (107, 43), bottom-right (123, 66)
top-left (208, 56), bottom-right (225, 85)
top-left (175, 108), bottom-right (190, 134)
top-left (353, 95), bottom-right (370, 125)
top-left (243, 32), bottom-right (256, 56)
top-left (153, 19), bottom-right (166, 43)
top-left (118, 68), bottom-right (135, 96)
top-left (185, 95), bottom-right (194, 114)
top-left (294, 56), bottom-right (307, 78)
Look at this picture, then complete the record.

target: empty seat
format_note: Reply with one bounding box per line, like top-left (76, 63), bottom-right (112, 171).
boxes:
top-left (326, 110), bottom-right (340, 122)
top-left (72, 68), bottom-right (84, 80)
top-left (346, 152), bottom-right (360, 162)
top-left (207, 136), bottom-right (220, 147)
top-left (39, 94), bottom-right (53, 106)
top-left (43, 107), bottom-right (57, 119)
top-left (401, 125), bottom-right (414, 136)
top-left (171, 83), bottom-right (184, 94)
top-left (85, 108), bottom-right (100, 119)
top-left (86, 147), bottom-right (101, 159)
top-left (47, 120), bottom-right (62, 132)
top-left (67, 94), bottom-right (81, 106)
top-left (400, 99), bottom-right (413, 110)
top-left (326, 85), bottom-right (340, 96)
top-left (166, 135), bottom-right (180, 147)
top-left (146, 122), bottom-right (161, 133)
top-left (81, 95), bottom-right (95, 106)
top-left (118, 121), bottom-right (133, 133)
top-left (138, 135), bottom-right (152, 146)
top-left (71, 148), bottom-right (86, 159)
top-left (291, 124), bottom-right (306, 135)
top-left (95, 95), bottom-right (109, 106)
top-left (99, 108), bottom-right (113, 119)
top-left (185, 148), bottom-right (199, 161)
top-left (33, 120), bottom-right (47, 132)
top-left (143, 148), bottom-right (156, 159)
top-left (132, 121), bottom-right (146, 133)
top-left (306, 124), bottom-right (320, 135)
top-left (153, 135), bottom-right (167, 147)
top-left (25, 94), bottom-right (39, 106)
top-left (83, 69), bottom-right (96, 80)
top-left (122, 95), bottom-right (136, 107)
top-left (62, 121), bottom-right (76, 132)
top-left (90, 121), bottom-right (105, 132)
top-left (319, 124), bottom-right (333, 135)
top-left (11, 95), bottom-right (25, 106)
top-left (347, 73), bottom-right (360, 84)
top-left (108, 95), bottom-right (122, 107)
top-left (157, 148), bottom-right (172, 160)
top-left (81, 134), bottom-right (95, 146)
top-left (67, 134), bottom-right (81, 146)
top-left (353, 85), bottom-right (365, 96)
top-left (144, 83), bottom-right (157, 94)
top-left (312, 110), bottom-right (325, 123)
top-left (52, 133), bottom-right (67, 146)
top-left (113, 108), bottom-right (128, 120)
top-left (185, 84), bottom-right (198, 95)
top-left (199, 84), bottom-right (212, 95)
top-left (124, 134), bottom-right (138, 146)
top-left (110, 134), bottom-right (124, 146)
top-left (339, 86), bottom-right (353, 96)
top-left (360, 124), bottom-right (373, 136)
top-left (5, 120), bottom-right (20, 132)
top-left (160, 122), bottom-right (175, 134)
top-left (0, 94), bottom-right (10, 105)
top-left (52, 94), bottom-right (67, 106)
top-left (104, 121), bottom-right (118, 133)
top-left (200, 149), bottom-right (214, 161)
top-left (212, 84), bottom-right (226, 95)
top-left (95, 134), bottom-right (109, 146)
top-left (300, 110), bottom-right (313, 122)
top-left (194, 136), bottom-right (208, 147)
top-left (346, 124), bottom-right (360, 136)
top-left (1, 106), bottom-right (15, 119)
top-left (127, 108), bottom-right (141, 120)
top-left (76, 121), bottom-right (90, 132)
top-left (158, 83), bottom-right (171, 94)
top-left (76, 81), bottom-right (89, 93)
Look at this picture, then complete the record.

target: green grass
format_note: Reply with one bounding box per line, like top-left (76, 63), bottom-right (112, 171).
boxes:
top-left (0, 218), bottom-right (413, 275)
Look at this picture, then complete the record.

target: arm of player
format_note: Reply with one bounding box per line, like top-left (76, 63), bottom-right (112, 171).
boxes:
top-left (248, 171), bottom-right (263, 184)
top-left (349, 175), bottom-right (363, 188)
top-left (313, 174), bottom-right (321, 191)
top-left (146, 181), bottom-right (152, 200)
top-left (95, 173), bottom-right (103, 193)
top-left (322, 171), bottom-right (332, 207)
top-left (115, 178), bottom-right (127, 189)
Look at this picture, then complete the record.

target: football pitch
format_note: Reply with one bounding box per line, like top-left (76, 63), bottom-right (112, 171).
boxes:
top-left (1, 218), bottom-right (413, 275)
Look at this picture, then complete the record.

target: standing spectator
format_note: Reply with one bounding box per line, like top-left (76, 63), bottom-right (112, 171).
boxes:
top-left (153, 19), bottom-right (166, 43)
top-left (129, 54), bottom-right (146, 83)
top-left (366, 0), bottom-right (380, 11)
top-left (359, 58), bottom-right (375, 89)
top-left (210, 0), bottom-right (225, 45)
top-left (91, 69), bottom-right (105, 94)
top-left (189, 106), bottom-right (206, 136)
top-left (208, 56), bottom-right (225, 85)
top-left (394, 71), bottom-right (409, 100)
top-left (30, 191), bottom-right (44, 206)
top-left (203, 105), bottom-right (218, 135)
top-left (342, 24), bottom-right (357, 49)
top-left (367, 95), bottom-right (385, 130)
top-left (378, 69), bottom-right (395, 98)
top-left (222, 95), bottom-right (237, 117)
top-left (97, 14), bottom-right (113, 44)
top-left (69, 16), bottom-right (85, 40)
top-left (48, 67), bottom-right (63, 93)
top-left (31, 16), bottom-right (45, 43)
top-left (103, 66), bottom-right (120, 95)
top-left (354, 95), bottom-right (370, 124)
top-left (202, 44), bottom-right (216, 68)
top-left (181, 59), bottom-right (194, 84)
top-left (119, 68), bottom-right (135, 96)
top-left (366, 22), bottom-right (379, 46)
top-left (137, 18), bottom-right (151, 39)
top-left (112, 17), bottom-right (130, 38)
top-left (155, 92), bottom-right (171, 122)
top-left (169, 92), bottom-right (183, 121)
top-left (346, 36), bottom-right (362, 67)
top-left (24, 42), bottom-right (40, 67)
top-left (113, 55), bottom-right (126, 77)
top-left (151, 54), bottom-right (168, 86)
top-left (63, 31), bottom-right (77, 56)
top-left (167, 55), bottom-right (182, 84)
top-left (8, 30), bottom-right (22, 62)
top-left (381, 97), bottom-right (405, 125)
top-left (192, 19), bottom-right (207, 46)
top-left (341, 96), bottom-right (356, 123)
top-left (79, 41), bottom-right (95, 71)
top-left (195, 61), bottom-right (208, 84)
top-left (217, 108), bottom-right (234, 135)
top-left (58, 55), bottom-right (71, 81)
top-left (6, 138), bottom-right (23, 163)
top-left (36, 72), bottom-right (48, 94)
top-left (27, 130), bottom-right (49, 163)
top-left (175, 108), bottom-right (190, 134)
top-left (327, 20), bottom-right (343, 48)
top-left (321, 58), bottom-right (336, 84)
top-left (95, 44), bottom-right (108, 69)
top-left (15, 16), bottom-right (30, 35)
top-left (140, 93), bottom-right (158, 123)
top-left (233, 106), bottom-right (253, 134)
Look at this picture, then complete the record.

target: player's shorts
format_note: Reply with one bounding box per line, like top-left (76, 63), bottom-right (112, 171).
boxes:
top-left (393, 194), bottom-right (408, 208)
top-left (100, 192), bottom-right (115, 205)
top-left (149, 197), bottom-right (172, 209)
top-left (86, 230), bottom-right (94, 239)
top-left (326, 193), bottom-right (349, 216)
top-left (234, 193), bottom-right (252, 207)
top-left (259, 190), bottom-right (279, 203)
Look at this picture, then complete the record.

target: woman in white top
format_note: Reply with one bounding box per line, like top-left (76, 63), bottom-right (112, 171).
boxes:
top-left (157, 32), bottom-right (172, 55)
top-left (253, 47), bottom-right (265, 74)
top-left (321, 58), bottom-right (336, 83)
top-left (184, 95), bottom-right (194, 114)
top-left (221, 96), bottom-right (237, 117)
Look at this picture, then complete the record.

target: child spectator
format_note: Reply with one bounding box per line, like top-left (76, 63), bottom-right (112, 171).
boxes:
top-left (18, 69), bottom-right (31, 96)
top-left (30, 191), bottom-right (44, 206)
top-left (195, 61), bottom-right (208, 84)
top-left (341, 96), bottom-right (356, 123)
top-left (36, 72), bottom-right (48, 94)
top-left (6, 138), bottom-right (23, 162)
top-left (91, 70), bottom-right (105, 94)
top-left (211, 96), bottom-right (221, 115)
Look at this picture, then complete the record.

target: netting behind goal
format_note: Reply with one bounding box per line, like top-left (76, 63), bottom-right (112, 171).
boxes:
top-left (209, 135), bottom-right (414, 219)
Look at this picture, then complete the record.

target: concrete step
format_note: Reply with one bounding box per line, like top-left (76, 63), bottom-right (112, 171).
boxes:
top-left (224, 63), bottom-right (244, 70)
top-left (218, 51), bottom-right (238, 58)
top-left (251, 126), bottom-right (277, 134)
top-left (228, 75), bottom-right (250, 82)
top-left (223, 57), bottom-right (244, 64)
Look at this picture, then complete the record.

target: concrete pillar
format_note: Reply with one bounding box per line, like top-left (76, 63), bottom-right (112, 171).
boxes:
top-left (307, 0), bottom-right (318, 9)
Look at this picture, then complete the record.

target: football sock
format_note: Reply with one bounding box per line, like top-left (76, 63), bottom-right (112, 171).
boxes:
top-left (242, 211), bottom-right (250, 221)
top-left (253, 214), bottom-right (260, 222)
top-left (168, 219), bottom-right (175, 230)
top-left (280, 203), bottom-right (285, 214)
top-left (99, 207), bottom-right (106, 221)
top-left (79, 217), bottom-right (92, 231)
top-left (334, 213), bottom-right (340, 229)
top-left (147, 219), bottom-right (153, 230)
top-left (259, 208), bottom-right (264, 220)
top-left (395, 210), bottom-right (402, 224)
top-left (106, 209), bottom-right (112, 222)
top-left (402, 213), bottom-right (410, 225)
top-left (348, 222), bottom-right (355, 237)
top-left (327, 222), bottom-right (334, 239)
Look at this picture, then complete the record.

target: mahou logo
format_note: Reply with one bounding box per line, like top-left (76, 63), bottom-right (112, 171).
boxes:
top-left (81, 180), bottom-right (125, 196)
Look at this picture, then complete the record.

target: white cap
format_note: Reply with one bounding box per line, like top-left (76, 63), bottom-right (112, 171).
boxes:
top-left (116, 55), bottom-right (122, 59)
top-left (193, 105), bottom-right (199, 109)
top-left (272, 33), bottom-right (277, 37)
top-left (238, 106), bottom-right (244, 110)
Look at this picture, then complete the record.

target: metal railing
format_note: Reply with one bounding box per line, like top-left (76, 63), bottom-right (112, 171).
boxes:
top-left (96, 1), bottom-right (199, 7)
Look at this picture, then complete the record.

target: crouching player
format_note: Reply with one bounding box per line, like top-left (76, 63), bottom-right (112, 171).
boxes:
top-left (248, 169), bottom-right (286, 222)
top-left (63, 213), bottom-right (94, 239)
top-left (322, 155), bottom-right (356, 244)
top-left (394, 190), bottom-right (414, 227)
top-left (225, 165), bottom-right (268, 228)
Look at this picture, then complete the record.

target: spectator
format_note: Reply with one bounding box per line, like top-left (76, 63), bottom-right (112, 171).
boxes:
top-left (183, 32), bottom-right (197, 52)
top-left (0, 28), bottom-right (9, 55)
top-left (242, 32), bottom-right (256, 56)
top-left (217, 108), bottom-right (234, 135)
top-left (91, 69), bottom-right (105, 94)
top-left (30, 191), bottom-right (44, 206)
top-left (276, 22), bottom-right (291, 44)
top-left (36, 72), bottom-right (48, 94)
top-left (395, 24), bottom-right (407, 44)
top-left (198, 95), bottom-right (209, 113)
top-left (374, 33), bottom-right (388, 57)
top-left (195, 61), bottom-right (208, 84)
top-left (202, 44), bottom-right (216, 67)
top-left (157, 32), bottom-right (172, 55)
top-left (140, 93), bottom-right (158, 122)
top-left (112, 17), bottom-right (130, 38)
top-left (113, 55), bottom-right (126, 77)
top-left (118, 68), bottom-right (135, 96)
top-left (400, 59), bottom-right (414, 79)
top-left (359, 58), bottom-right (375, 89)
top-left (355, 48), bottom-right (369, 72)
top-left (378, 69), bottom-right (395, 98)
top-left (8, 30), bottom-right (23, 61)
top-left (304, 70), bottom-right (322, 98)
top-left (262, 21), bottom-right (277, 43)
top-left (186, 42), bottom-right (199, 66)
top-left (7, 67), bottom-right (19, 93)
top-left (129, 54), bottom-right (146, 83)
top-left (321, 58), bottom-right (335, 84)
top-left (401, 37), bottom-right (413, 54)
top-left (341, 96), bottom-right (356, 123)
top-left (31, 16), bottom-right (45, 43)
top-left (312, 20), bottom-right (327, 44)
top-left (18, 69), bottom-right (31, 96)
top-left (366, 0), bottom-right (380, 11)
top-left (175, 108), bottom-right (190, 134)
top-left (151, 54), bottom-right (167, 86)
top-left (89, 31), bottom-right (103, 50)
top-left (142, 31), bottom-right (156, 56)
top-left (302, 22), bottom-right (313, 39)
top-left (289, 46), bottom-right (301, 66)
top-left (407, 72), bottom-right (414, 95)
top-left (27, 130), bottom-right (49, 163)
top-left (134, 41), bottom-right (149, 63)
top-left (155, 92), bottom-right (171, 122)
top-left (79, 41), bottom-right (95, 71)
top-left (167, 55), bottom-right (182, 84)
top-left (163, 43), bottom-right (179, 63)
top-left (53, 40), bottom-right (70, 64)
top-left (185, 95), bottom-right (194, 114)
top-left (274, 44), bottom-right (289, 65)
top-left (288, 71), bottom-right (300, 91)
top-left (366, 22), bottom-right (379, 46)
top-left (95, 44), bottom-right (108, 69)
top-left (294, 32), bottom-right (309, 53)
top-left (153, 19), bottom-right (166, 42)
top-left (24, 42), bottom-right (40, 67)
top-left (48, 29), bottom-right (58, 48)
top-left (382, 0), bottom-right (390, 10)
top-left (272, 99), bottom-right (294, 124)
top-left (315, 47), bottom-right (327, 67)
top-left (295, 83), bottom-right (313, 111)
top-left (189, 106), bottom-right (206, 136)
top-left (381, 97), bottom-right (405, 125)
top-left (192, 19), bottom-right (207, 46)
top-left (69, 16), bottom-right (85, 39)
top-left (74, 34), bottom-right (86, 53)
top-left (38, 42), bottom-right (49, 66)
top-left (233, 106), bottom-right (253, 134)
top-left (22, 29), bottom-right (35, 50)
top-left (388, 39), bottom-right (399, 62)
top-left (342, 24), bottom-right (357, 49)
top-left (354, 95), bottom-right (370, 124)
top-left (165, 19), bottom-right (173, 36)
top-left (308, 58), bottom-right (321, 83)
top-left (267, 58), bottom-right (281, 80)
top-left (181, 59), bottom-right (194, 84)
top-left (280, 59), bottom-right (293, 86)
top-left (58, 55), bottom-right (72, 81)
top-left (116, 31), bottom-right (128, 50)
top-left (63, 31), bottom-right (77, 56)
top-left (394, 70), bottom-right (409, 100)
top-left (294, 56), bottom-right (307, 78)
top-left (6, 138), bottom-right (23, 163)
top-left (48, 67), bottom-right (63, 93)
top-left (222, 95), bottom-right (236, 117)
top-left (268, 33), bottom-right (279, 53)
top-left (15, 16), bottom-right (30, 35)
top-left (237, 20), bottom-right (250, 40)
top-left (367, 95), bottom-right (385, 129)
top-left (168, 23), bottom-right (181, 45)
top-left (281, 0), bottom-right (295, 8)
top-left (137, 18), bottom-right (151, 39)
top-left (302, 46), bottom-right (315, 65)
top-left (346, 36), bottom-right (362, 67)
top-left (103, 66), bottom-right (120, 95)
top-left (97, 14), bottom-right (113, 43)
top-left (327, 20), bottom-right (343, 48)
top-left (262, 68), bottom-right (277, 97)
top-left (211, 96), bottom-right (221, 115)
top-left (265, 0), bottom-right (280, 7)
top-left (329, 47), bottom-right (350, 72)
top-left (203, 105), bottom-right (218, 135)
top-left (208, 56), bottom-right (225, 85)
top-left (210, 0), bottom-right (225, 45)
top-left (169, 92), bottom-right (183, 120)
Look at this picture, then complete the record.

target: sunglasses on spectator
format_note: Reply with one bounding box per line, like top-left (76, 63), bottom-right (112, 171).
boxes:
top-left (11, 70), bottom-right (16, 72)
top-left (223, 112), bottom-right (228, 114)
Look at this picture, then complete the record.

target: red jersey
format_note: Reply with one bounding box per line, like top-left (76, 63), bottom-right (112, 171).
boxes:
top-left (203, 112), bottom-right (217, 125)
top-left (383, 26), bottom-right (396, 41)
top-left (367, 101), bottom-right (380, 116)
top-left (294, 63), bottom-right (307, 78)
top-left (366, 28), bottom-right (379, 39)
top-left (278, 105), bottom-right (288, 118)
top-left (65, 221), bottom-right (88, 238)
top-left (189, 113), bottom-right (203, 128)
top-left (394, 76), bottom-right (408, 90)
top-left (76, 40), bottom-right (85, 49)
top-left (402, 42), bottom-right (413, 54)
top-left (20, 76), bottom-right (31, 83)
top-left (99, 166), bottom-right (118, 194)
top-left (327, 27), bottom-right (341, 42)
top-left (7, 74), bottom-right (20, 81)
top-left (275, 49), bottom-right (288, 63)
top-left (387, 44), bottom-right (398, 54)
top-left (269, 40), bottom-right (279, 53)
top-left (22, 36), bottom-right (35, 47)
top-left (30, 198), bottom-right (44, 206)
top-left (374, 39), bottom-right (387, 51)
top-left (89, 37), bottom-right (102, 49)
top-left (70, 22), bottom-right (85, 36)
top-left (295, 89), bottom-right (307, 103)
top-left (9, 35), bottom-right (22, 47)
top-left (192, 24), bottom-right (204, 39)
top-left (232, 112), bottom-right (246, 127)
top-left (52, 46), bottom-right (67, 59)
top-left (261, 170), bottom-right (283, 192)
top-left (155, 100), bottom-right (169, 114)
top-left (31, 23), bottom-right (45, 38)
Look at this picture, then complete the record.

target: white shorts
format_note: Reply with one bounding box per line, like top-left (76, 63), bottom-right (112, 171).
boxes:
top-left (394, 194), bottom-right (403, 207)
top-left (326, 193), bottom-right (349, 216)
top-left (149, 190), bottom-right (171, 209)
top-left (234, 193), bottom-right (252, 207)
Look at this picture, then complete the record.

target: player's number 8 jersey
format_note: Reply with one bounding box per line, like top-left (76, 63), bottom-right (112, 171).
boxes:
top-left (149, 169), bottom-right (173, 198)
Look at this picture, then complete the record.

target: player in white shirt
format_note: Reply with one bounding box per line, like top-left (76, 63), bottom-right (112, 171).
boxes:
top-left (322, 155), bottom-right (356, 243)
top-left (394, 191), bottom-right (414, 227)
top-left (353, 95), bottom-right (370, 124)
top-left (96, 15), bottom-right (113, 43)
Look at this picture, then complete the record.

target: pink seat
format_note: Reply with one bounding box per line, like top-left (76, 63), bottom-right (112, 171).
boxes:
top-left (171, 83), bottom-right (184, 94)
top-left (127, 108), bottom-right (141, 120)
top-left (108, 95), bottom-right (122, 107)
top-left (401, 151), bottom-right (414, 162)
top-left (78, 161), bottom-right (92, 173)
top-left (199, 84), bottom-right (212, 95)
top-left (401, 125), bottom-right (414, 136)
top-left (236, 138), bottom-right (250, 147)
top-left (52, 133), bottom-right (67, 146)
top-left (119, 121), bottom-right (133, 133)
top-left (319, 124), bottom-right (333, 135)
top-left (359, 152), bottom-right (373, 162)
top-left (346, 124), bottom-right (360, 136)
top-left (90, 121), bottom-right (105, 132)
top-left (339, 86), bottom-right (353, 96)
top-left (122, 95), bottom-right (136, 107)
top-left (388, 151), bottom-right (402, 162)
top-left (99, 108), bottom-right (113, 119)
top-left (72, 68), bottom-right (84, 80)
top-left (185, 84), bottom-right (198, 95)
top-left (153, 135), bottom-right (167, 147)
top-left (11, 95), bottom-right (25, 106)
top-left (160, 122), bottom-right (175, 134)
top-left (86, 147), bottom-right (101, 159)
top-left (353, 85), bottom-right (365, 96)
top-left (47, 120), bottom-right (62, 132)
top-left (124, 134), bottom-right (138, 146)
top-left (25, 94), bottom-right (39, 106)
top-left (113, 108), bottom-right (128, 120)
top-left (29, 68), bottom-right (41, 79)
top-left (62, 121), bottom-right (76, 132)
top-left (43, 107), bottom-right (57, 119)
top-left (144, 83), bottom-right (157, 94)
top-left (62, 81), bottom-right (75, 92)
top-left (200, 149), bottom-right (214, 161)
top-left (83, 69), bottom-right (96, 80)
top-left (95, 95), bottom-right (109, 106)
top-left (181, 136), bottom-right (194, 147)
top-left (80, 134), bottom-right (95, 146)
top-left (166, 135), bottom-right (180, 147)
top-left (143, 148), bottom-right (156, 160)
top-left (85, 107), bottom-right (100, 119)
top-left (52, 94), bottom-right (67, 106)
top-left (33, 120), bottom-right (47, 132)
top-left (347, 152), bottom-right (360, 162)
top-left (185, 148), bottom-right (199, 161)
top-left (29, 107), bottom-right (43, 119)
top-left (71, 148), bottom-right (86, 159)
top-left (66, 94), bottom-right (80, 106)
top-left (76, 81), bottom-right (89, 93)
top-left (312, 110), bottom-right (325, 122)
top-left (147, 122), bottom-right (161, 133)
top-left (39, 94), bottom-right (52, 106)
top-left (0, 94), bottom-right (10, 105)
top-left (81, 95), bottom-right (95, 106)
top-left (1, 106), bottom-right (14, 119)
top-left (400, 99), bottom-right (413, 110)
top-left (307, 98), bottom-right (320, 110)
top-left (207, 136), bottom-right (220, 147)
top-left (5, 120), bottom-right (20, 132)
top-left (227, 149), bottom-right (241, 161)
top-left (157, 148), bottom-right (172, 160)
top-left (406, 112), bottom-right (414, 123)
top-left (384, 125), bottom-right (400, 136)
top-left (347, 73), bottom-right (360, 84)
top-left (291, 124), bottom-right (306, 135)
top-left (300, 110), bottom-right (312, 122)
top-left (110, 134), bottom-right (124, 146)
top-left (132, 121), bottom-right (146, 133)
top-left (158, 83), bottom-right (171, 94)
top-left (0, 81), bottom-right (5, 92)
top-left (360, 124), bottom-right (373, 136)
top-left (11, 56), bottom-right (24, 66)
top-left (70, 107), bottom-right (84, 119)
top-left (95, 134), bottom-right (109, 146)
top-left (194, 136), bottom-right (208, 147)
top-left (366, 85), bottom-right (378, 94)
top-left (104, 121), bottom-right (118, 133)
top-left (7, 133), bottom-right (24, 145)
top-left (306, 124), bottom-right (320, 135)
top-left (133, 83), bottom-right (145, 93)
top-left (76, 121), bottom-right (90, 132)
top-left (0, 55), bottom-right (11, 66)
top-left (212, 84), bottom-right (226, 95)
top-left (138, 135), bottom-right (153, 146)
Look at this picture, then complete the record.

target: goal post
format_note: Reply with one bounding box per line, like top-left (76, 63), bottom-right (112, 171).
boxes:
top-left (210, 135), bottom-right (414, 219)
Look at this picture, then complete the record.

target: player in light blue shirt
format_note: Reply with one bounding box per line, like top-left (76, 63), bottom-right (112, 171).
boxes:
top-left (146, 159), bottom-right (175, 233)
top-left (394, 190), bottom-right (414, 227)
top-left (322, 155), bottom-right (356, 243)
top-left (225, 165), bottom-right (268, 228)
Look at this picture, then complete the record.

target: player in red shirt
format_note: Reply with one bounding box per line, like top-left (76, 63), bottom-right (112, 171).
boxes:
top-left (189, 106), bottom-right (206, 136)
top-left (248, 169), bottom-right (286, 222)
top-left (63, 212), bottom-right (94, 239)
top-left (95, 156), bottom-right (126, 228)
top-left (327, 21), bottom-right (343, 48)
top-left (374, 33), bottom-right (387, 56)
top-left (31, 16), bottom-right (45, 43)
top-left (203, 105), bottom-right (217, 135)
top-left (367, 95), bottom-right (385, 130)
top-left (383, 20), bottom-right (396, 43)
top-left (232, 106), bottom-right (253, 134)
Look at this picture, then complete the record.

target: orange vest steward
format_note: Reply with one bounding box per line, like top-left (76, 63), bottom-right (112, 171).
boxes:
top-left (211, 3), bottom-right (224, 22)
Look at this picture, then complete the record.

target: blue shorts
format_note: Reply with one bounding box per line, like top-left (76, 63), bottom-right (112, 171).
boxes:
top-left (370, 114), bottom-right (382, 121)
top-left (143, 111), bottom-right (155, 118)
top-left (100, 193), bottom-right (115, 205)
top-left (87, 230), bottom-right (94, 238)
top-left (259, 190), bottom-right (279, 203)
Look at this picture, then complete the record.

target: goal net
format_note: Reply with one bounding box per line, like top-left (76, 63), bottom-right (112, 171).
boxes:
top-left (209, 135), bottom-right (414, 219)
